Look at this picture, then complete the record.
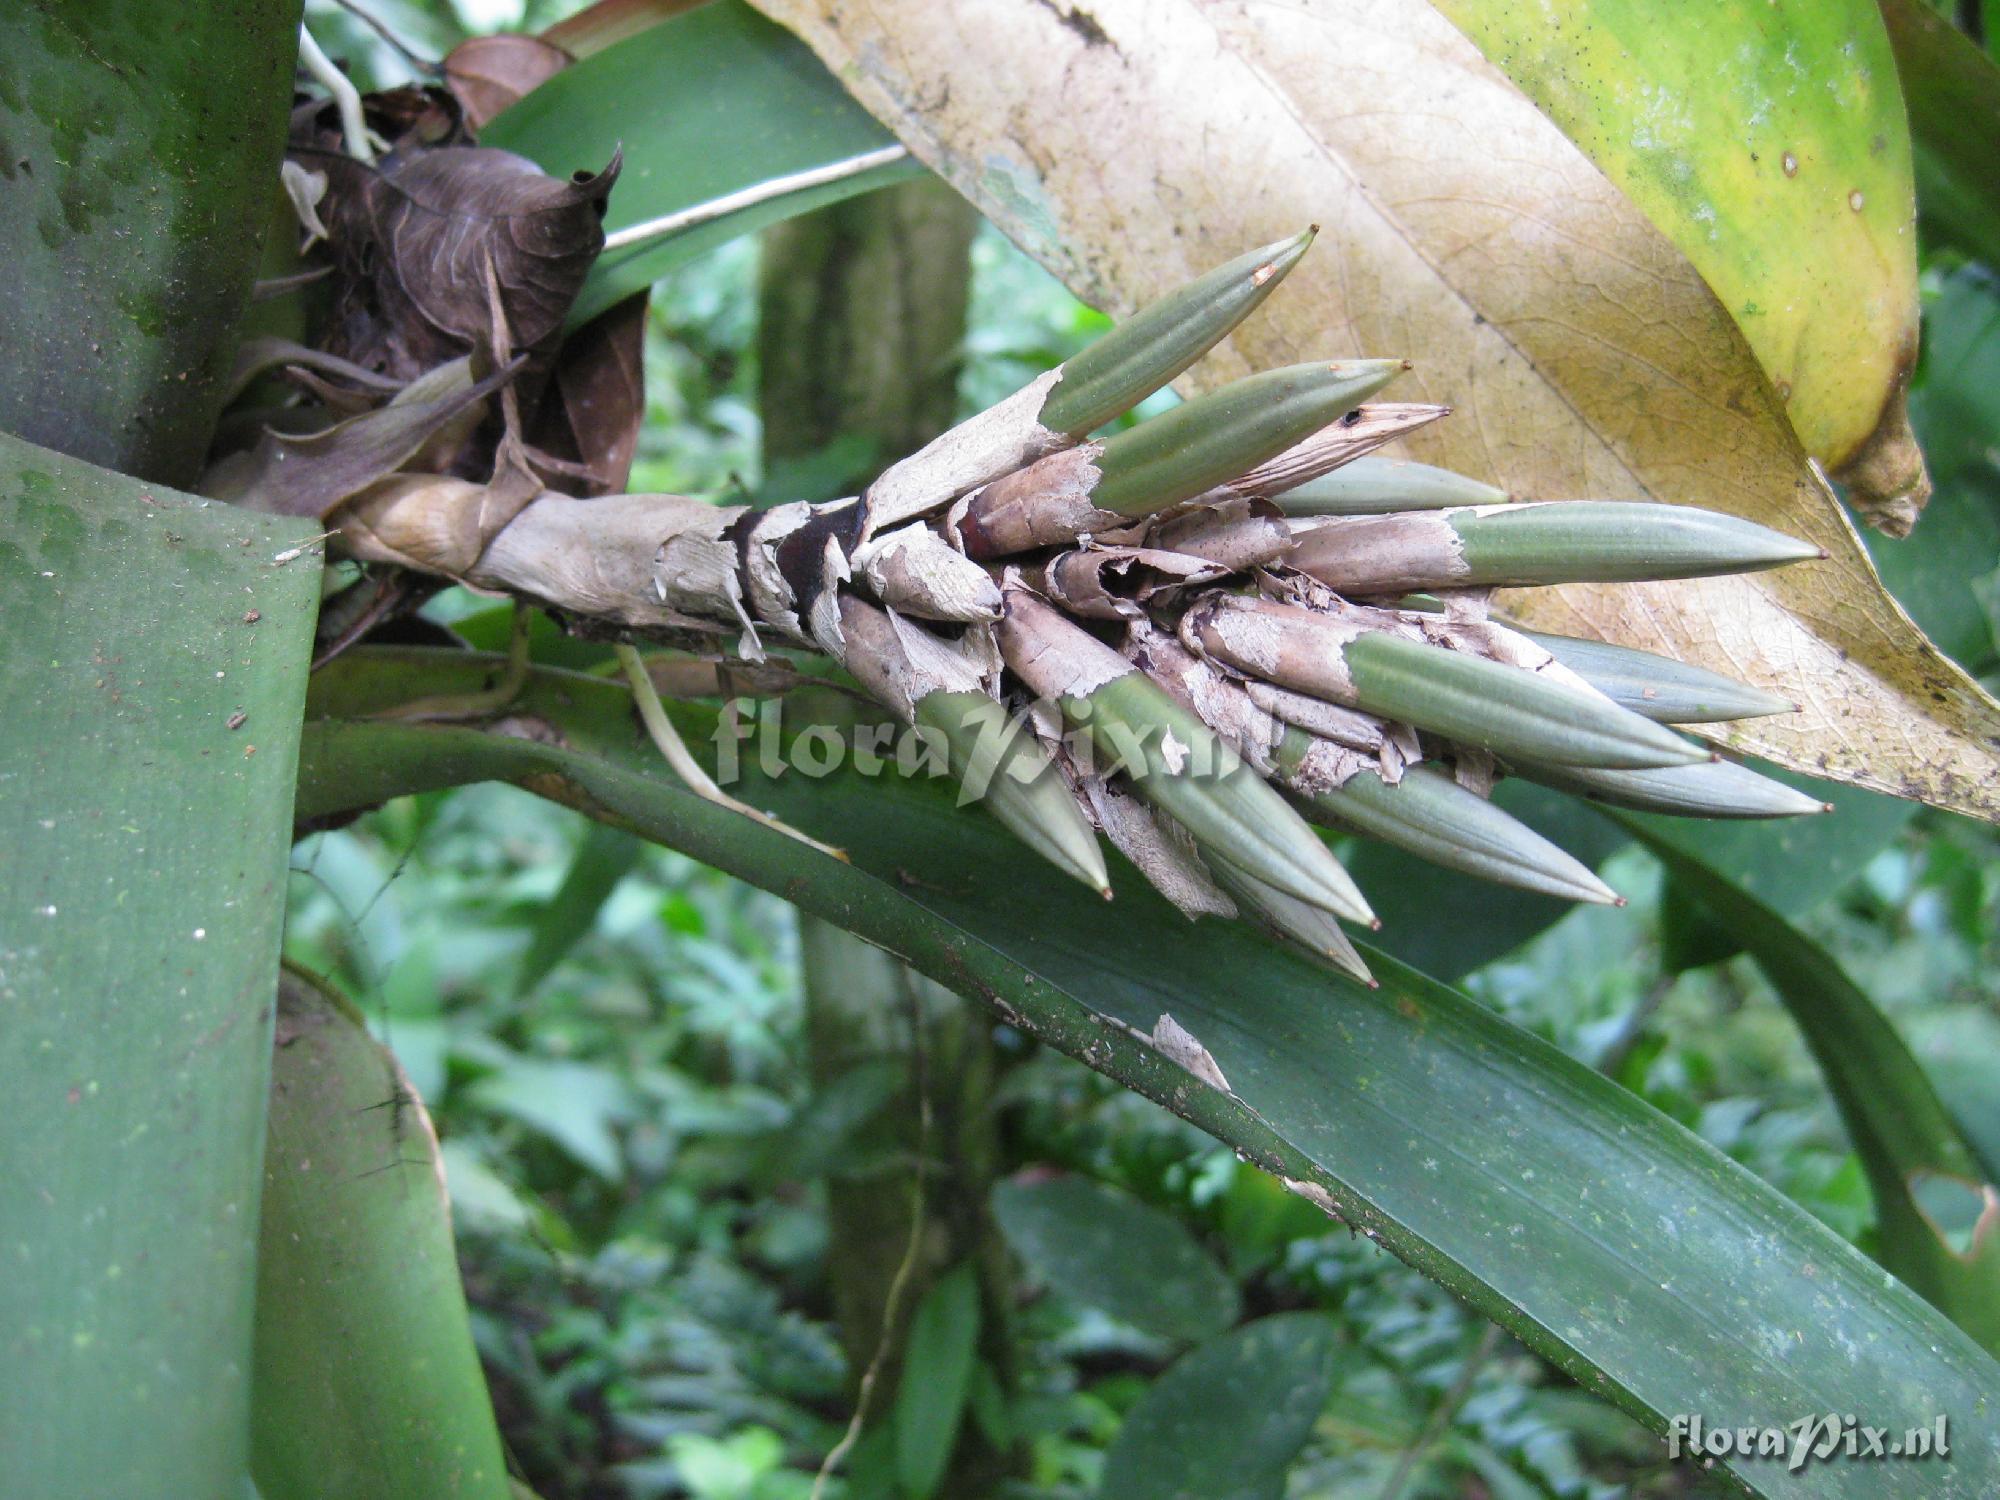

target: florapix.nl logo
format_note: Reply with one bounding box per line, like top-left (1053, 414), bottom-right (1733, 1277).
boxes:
top-left (711, 693), bottom-right (1258, 806)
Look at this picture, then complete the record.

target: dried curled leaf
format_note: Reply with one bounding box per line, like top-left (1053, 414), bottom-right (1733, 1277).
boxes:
top-left (298, 134), bottom-right (620, 387)
top-left (534, 292), bottom-right (648, 495)
top-left (434, 39), bottom-right (652, 499)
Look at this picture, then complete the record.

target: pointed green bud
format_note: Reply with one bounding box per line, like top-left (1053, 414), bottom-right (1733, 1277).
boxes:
top-left (1289, 502), bottom-right (1822, 594)
top-left (1278, 746), bottom-right (1618, 905)
top-left (1039, 229), bottom-right (1318, 437)
top-left (998, 588), bottom-right (1373, 924)
top-left (1091, 360), bottom-right (1408, 516)
top-left (862, 231), bottom-right (1319, 537)
top-left (1272, 453), bottom-right (1508, 515)
top-left (1510, 757), bottom-right (1832, 819)
top-left (1087, 672), bottom-right (1375, 925)
top-left (1204, 848), bottom-right (1377, 986)
top-left (1343, 632), bottom-right (1707, 770)
top-left (955, 361), bottom-right (1407, 559)
top-left (1453, 502), bottom-right (1822, 582)
top-left (834, 595), bottom-right (1106, 893)
top-left (914, 690), bottom-right (1111, 896)
top-left (1516, 631), bottom-right (1794, 724)
top-left (1182, 595), bottom-right (1708, 770)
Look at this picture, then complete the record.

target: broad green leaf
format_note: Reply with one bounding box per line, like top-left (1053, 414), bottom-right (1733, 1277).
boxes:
top-left (0, 434), bottom-right (320, 1497)
top-left (467, 1054), bottom-right (632, 1180)
top-left (251, 971), bottom-right (511, 1500)
top-left (1430, 0), bottom-right (1920, 508)
top-left (749, 0), bottom-right (2000, 823)
top-left (481, 1), bottom-right (923, 328)
top-left (1097, 1314), bottom-right (1337, 1500)
top-left (1627, 822), bottom-right (2000, 1354)
top-left (1879, 0), bottom-right (2000, 268)
top-left (892, 1263), bottom-right (980, 1499)
top-left (0, 0), bottom-right (298, 486)
top-left (991, 1177), bottom-right (1239, 1343)
top-left (512, 820), bottom-right (644, 997)
top-left (298, 649), bottom-right (2000, 1496)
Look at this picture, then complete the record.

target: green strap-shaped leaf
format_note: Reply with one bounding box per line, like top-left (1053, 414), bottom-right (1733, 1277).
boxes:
top-left (1642, 768), bottom-right (1920, 975)
top-left (1879, 0), bottom-right (2000, 269)
top-left (481, 0), bottom-right (924, 327)
top-left (1429, 0), bottom-right (1919, 493)
top-left (1623, 818), bottom-right (2000, 1354)
top-left (512, 821), bottom-right (644, 998)
top-left (893, 1263), bottom-right (981, 1500)
top-left (298, 649), bottom-right (2000, 1497)
top-left (1098, 1314), bottom-right (1337, 1500)
top-left (0, 434), bottom-right (321, 1497)
top-left (251, 969), bottom-right (512, 1500)
top-left (992, 1177), bottom-right (1239, 1343)
top-left (0, 0), bottom-right (300, 486)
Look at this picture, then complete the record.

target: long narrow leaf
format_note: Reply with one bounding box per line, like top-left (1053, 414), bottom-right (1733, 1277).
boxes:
top-left (1625, 820), bottom-right (2000, 1355)
top-left (513, 822), bottom-right (644, 998)
top-left (297, 649), bottom-right (2000, 1497)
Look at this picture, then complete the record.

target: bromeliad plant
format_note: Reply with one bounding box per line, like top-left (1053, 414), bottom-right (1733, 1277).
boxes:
top-left (9, 2), bottom-right (2000, 1498)
top-left (237, 91), bottom-right (1825, 988)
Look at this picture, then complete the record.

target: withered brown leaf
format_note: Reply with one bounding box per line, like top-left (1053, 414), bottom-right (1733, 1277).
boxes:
top-left (530, 293), bottom-right (648, 495)
top-left (298, 137), bottom-right (620, 390)
top-left (443, 34), bottom-right (574, 130)
top-left (442, 33), bottom-right (648, 495)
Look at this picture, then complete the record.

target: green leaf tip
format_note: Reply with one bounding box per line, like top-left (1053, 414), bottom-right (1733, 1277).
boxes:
top-left (1272, 452), bottom-right (1509, 514)
top-left (1039, 228), bottom-right (1319, 437)
top-left (1288, 757), bottom-right (1619, 906)
top-left (1343, 633), bottom-right (1707, 771)
top-left (1291, 501), bottom-right (1822, 594)
top-left (1512, 756), bottom-right (1834, 819)
top-left (1518, 631), bottom-right (1795, 724)
top-left (1092, 358), bottom-right (1407, 518)
top-left (914, 689), bottom-right (1111, 897)
top-left (1083, 671), bottom-right (1376, 927)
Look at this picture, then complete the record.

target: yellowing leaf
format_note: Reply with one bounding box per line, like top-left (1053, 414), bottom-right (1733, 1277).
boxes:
top-left (1433, 0), bottom-right (1924, 529)
top-left (750, 0), bottom-right (2000, 823)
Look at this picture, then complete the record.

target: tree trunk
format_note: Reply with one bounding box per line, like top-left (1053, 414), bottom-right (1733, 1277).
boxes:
top-left (759, 180), bottom-right (1020, 1492)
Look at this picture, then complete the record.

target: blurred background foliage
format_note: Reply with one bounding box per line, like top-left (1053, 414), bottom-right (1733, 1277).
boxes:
top-left (287, 1), bottom-right (2000, 1495)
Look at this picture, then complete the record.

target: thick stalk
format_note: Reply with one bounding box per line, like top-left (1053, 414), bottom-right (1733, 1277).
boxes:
top-left (760, 180), bottom-right (1020, 1491)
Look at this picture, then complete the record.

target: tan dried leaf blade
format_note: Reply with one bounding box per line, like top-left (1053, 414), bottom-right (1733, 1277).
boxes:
top-left (753, 0), bottom-right (2000, 821)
